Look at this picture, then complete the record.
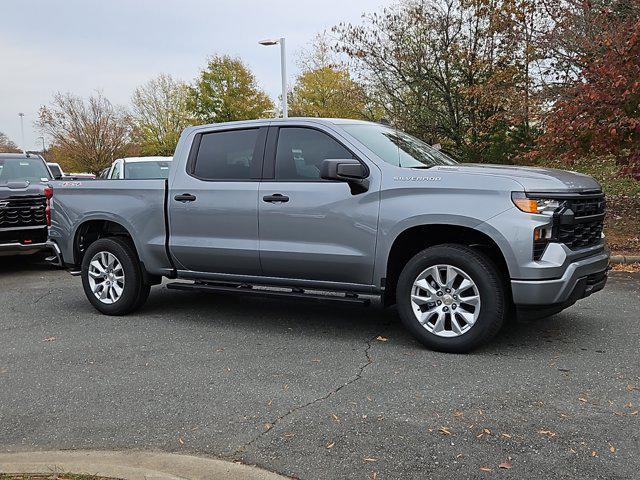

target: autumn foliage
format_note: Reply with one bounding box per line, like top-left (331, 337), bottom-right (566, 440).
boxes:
top-left (535, 11), bottom-right (640, 176)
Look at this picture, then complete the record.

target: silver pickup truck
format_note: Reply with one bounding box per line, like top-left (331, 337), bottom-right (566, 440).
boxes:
top-left (48, 118), bottom-right (609, 352)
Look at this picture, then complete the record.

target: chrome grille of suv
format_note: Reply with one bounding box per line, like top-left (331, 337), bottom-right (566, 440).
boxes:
top-left (0, 195), bottom-right (47, 229)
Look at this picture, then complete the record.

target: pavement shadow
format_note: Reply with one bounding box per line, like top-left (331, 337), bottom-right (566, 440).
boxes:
top-left (0, 253), bottom-right (58, 276)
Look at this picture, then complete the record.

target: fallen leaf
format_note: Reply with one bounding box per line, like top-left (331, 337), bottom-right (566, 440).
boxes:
top-left (363, 457), bottom-right (378, 462)
top-left (283, 432), bottom-right (295, 438)
top-left (456, 453), bottom-right (464, 459)
top-left (501, 433), bottom-right (512, 439)
top-left (326, 441), bottom-right (335, 449)
top-left (43, 336), bottom-right (56, 342)
top-left (215, 348), bottom-right (224, 352)
top-left (370, 472), bottom-right (378, 480)
top-left (609, 445), bottom-right (617, 454)
top-left (178, 436), bottom-right (184, 445)
top-left (331, 413), bottom-right (340, 423)
top-left (591, 450), bottom-right (598, 457)
top-left (499, 462), bottom-right (513, 469)
top-left (311, 358), bottom-right (321, 363)
top-left (537, 429), bottom-right (557, 438)
top-left (376, 336), bottom-right (388, 342)
top-left (480, 467), bottom-right (492, 472)
top-left (578, 397), bottom-right (588, 403)
top-left (264, 423), bottom-right (272, 431)
top-left (439, 426), bottom-right (452, 435)
top-left (453, 409), bottom-right (464, 417)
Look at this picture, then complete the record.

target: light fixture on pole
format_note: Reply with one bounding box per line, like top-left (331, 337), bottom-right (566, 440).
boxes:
top-left (18, 112), bottom-right (26, 154)
top-left (259, 37), bottom-right (288, 118)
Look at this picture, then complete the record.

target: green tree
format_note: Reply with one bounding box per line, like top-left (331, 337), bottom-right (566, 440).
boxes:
top-left (188, 55), bottom-right (274, 123)
top-left (130, 74), bottom-right (193, 156)
top-left (0, 132), bottom-right (21, 153)
top-left (289, 34), bottom-right (368, 119)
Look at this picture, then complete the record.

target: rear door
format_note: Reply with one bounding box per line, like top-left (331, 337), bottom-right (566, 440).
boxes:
top-left (258, 125), bottom-right (380, 286)
top-left (168, 126), bottom-right (267, 275)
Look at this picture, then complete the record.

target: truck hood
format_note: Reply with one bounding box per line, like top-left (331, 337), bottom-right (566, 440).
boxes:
top-left (0, 181), bottom-right (48, 199)
top-left (432, 163), bottom-right (602, 193)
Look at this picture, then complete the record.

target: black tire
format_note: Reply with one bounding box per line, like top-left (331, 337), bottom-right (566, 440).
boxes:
top-left (81, 237), bottom-right (149, 315)
top-left (396, 244), bottom-right (506, 353)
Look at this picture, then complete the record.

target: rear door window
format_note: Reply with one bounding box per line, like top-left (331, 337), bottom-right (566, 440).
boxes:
top-left (192, 129), bottom-right (262, 181)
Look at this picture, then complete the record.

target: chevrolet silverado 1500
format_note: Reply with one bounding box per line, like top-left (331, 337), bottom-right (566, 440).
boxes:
top-left (48, 118), bottom-right (609, 352)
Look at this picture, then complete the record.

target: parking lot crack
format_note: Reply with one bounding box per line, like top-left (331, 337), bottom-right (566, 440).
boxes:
top-left (230, 331), bottom-right (382, 457)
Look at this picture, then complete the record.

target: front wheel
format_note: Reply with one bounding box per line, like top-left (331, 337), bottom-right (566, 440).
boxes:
top-left (81, 237), bottom-right (149, 315)
top-left (396, 244), bottom-right (506, 353)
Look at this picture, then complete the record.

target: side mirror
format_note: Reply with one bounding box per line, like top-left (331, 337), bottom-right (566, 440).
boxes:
top-left (320, 159), bottom-right (368, 181)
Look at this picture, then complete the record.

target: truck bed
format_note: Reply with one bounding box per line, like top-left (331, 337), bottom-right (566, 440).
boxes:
top-left (49, 179), bottom-right (171, 274)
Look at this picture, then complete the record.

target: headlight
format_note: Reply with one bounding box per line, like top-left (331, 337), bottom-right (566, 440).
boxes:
top-left (511, 192), bottom-right (560, 215)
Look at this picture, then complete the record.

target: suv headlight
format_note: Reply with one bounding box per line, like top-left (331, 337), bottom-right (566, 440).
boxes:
top-left (511, 192), bottom-right (560, 215)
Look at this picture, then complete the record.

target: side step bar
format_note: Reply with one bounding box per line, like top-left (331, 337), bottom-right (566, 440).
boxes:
top-left (166, 281), bottom-right (371, 306)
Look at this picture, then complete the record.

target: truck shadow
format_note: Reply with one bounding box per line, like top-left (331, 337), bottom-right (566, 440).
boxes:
top-left (0, 254), bottom-right (58, 276)
top-left (137, 285), bottom-right (597, 356)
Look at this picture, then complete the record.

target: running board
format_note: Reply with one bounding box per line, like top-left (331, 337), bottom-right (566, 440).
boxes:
top-left (166, 281), bottom-right (371, 306)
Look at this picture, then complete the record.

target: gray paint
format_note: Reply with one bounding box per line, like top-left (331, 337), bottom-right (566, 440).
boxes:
top-left (48, 118), bottom-right (609, 309)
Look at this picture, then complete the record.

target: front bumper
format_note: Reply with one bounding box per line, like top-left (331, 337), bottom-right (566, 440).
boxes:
top-left (511, 247), bottom-right (609, 307)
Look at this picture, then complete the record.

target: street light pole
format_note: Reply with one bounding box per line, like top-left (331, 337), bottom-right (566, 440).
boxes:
top-left (18, 113), bottom-right (25, 154)
top-left (36, 136), bottom-right (46, 154)
top-left (279, 37), bottom-right (288, 118)
top-left (259, 37), bottom-right (288, 118)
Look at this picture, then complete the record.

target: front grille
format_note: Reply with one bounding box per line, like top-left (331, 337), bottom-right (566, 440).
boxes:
top-left (556, 195), bottom-right (606, 250)
top-left (532, 192), bottom-right (606, 260)
top-left (0, 195), bottom-right (47, 229)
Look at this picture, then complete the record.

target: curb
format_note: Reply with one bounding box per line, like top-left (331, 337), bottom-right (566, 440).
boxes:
top-left (610, 255), bottom-right (640, 264)
top-left (0, 450), bottom-right (288, 480)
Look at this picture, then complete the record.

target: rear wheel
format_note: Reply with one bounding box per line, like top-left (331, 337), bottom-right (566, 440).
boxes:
top-left (396, 244), bottom-right (506, 353)
top-left (81, 237), bottom-right (149, 315)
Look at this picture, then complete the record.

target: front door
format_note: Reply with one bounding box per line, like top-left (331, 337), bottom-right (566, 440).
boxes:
top-left (169, 126), bottom-right (267, 275)
top-left (258, 126), bottom-right (379, 286)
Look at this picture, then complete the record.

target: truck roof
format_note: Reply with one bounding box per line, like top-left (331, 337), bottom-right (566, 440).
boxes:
top-left (184, 117), bottom-right (377, 132)
top-left (0, 153), bottom-right (44, 160)
top-left (117, 156), bottom-right (173, 163)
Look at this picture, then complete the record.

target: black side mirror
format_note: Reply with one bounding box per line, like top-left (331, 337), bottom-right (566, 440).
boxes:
top-left (320, 159), bottom-right (367, 181)
top-left (320, 159), bottom-right (369, 194)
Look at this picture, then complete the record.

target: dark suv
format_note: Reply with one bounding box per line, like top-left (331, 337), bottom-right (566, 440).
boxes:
top-left (0, 153), bottom-right (54, 258)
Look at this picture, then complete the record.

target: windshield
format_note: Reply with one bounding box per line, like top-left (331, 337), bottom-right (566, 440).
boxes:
top-left (124, 160), bottom-right (171, 179)
top-left (0, 157), bottom-right (51, 185)
top-left (342, 123), bottom-right (457, 168)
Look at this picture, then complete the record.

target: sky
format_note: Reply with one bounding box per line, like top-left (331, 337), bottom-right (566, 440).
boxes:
top-left (0, 0), bottom-right (393, 151)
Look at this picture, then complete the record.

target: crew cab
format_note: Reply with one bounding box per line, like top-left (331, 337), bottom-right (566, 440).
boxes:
top-left (0, 153), bottom-right (54, 257)
top-left (48, 119), bottom-right (609, 352)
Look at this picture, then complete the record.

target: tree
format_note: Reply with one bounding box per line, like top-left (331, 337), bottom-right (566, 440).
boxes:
top-left (37, 92), bottom-right (132, 174)
top-left (288, 34), bottom-right (368, 119)
top-left (0, 132), bottom-right (21, 153)
top-left (333, 0), bottom-right (545, 163)
top-left (130, 74), bottom-right (193, 156)
top-left (188, 55), bottom-right (274, 123)
top-left (532, 5), bottom-right (640, 174)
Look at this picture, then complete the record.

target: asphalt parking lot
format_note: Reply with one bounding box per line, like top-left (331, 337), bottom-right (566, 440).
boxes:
top-left (0, 257), bottom-right (638, 480)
